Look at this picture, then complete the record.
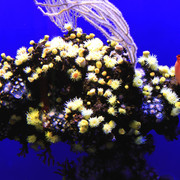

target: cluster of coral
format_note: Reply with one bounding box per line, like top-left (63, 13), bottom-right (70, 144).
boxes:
top-left (0, 26), bottom-right (179, 179)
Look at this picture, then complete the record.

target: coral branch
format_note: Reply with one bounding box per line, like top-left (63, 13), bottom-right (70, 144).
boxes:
top-left (34, 0), bottom-right (137, 65)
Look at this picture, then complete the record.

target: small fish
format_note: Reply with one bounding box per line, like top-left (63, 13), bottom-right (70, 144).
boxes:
top-left (175, 55), bottom-right (180, 84)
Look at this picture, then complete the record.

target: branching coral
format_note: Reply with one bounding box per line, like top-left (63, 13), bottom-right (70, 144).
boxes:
top-left (34, 0), bottom-right (137, 65)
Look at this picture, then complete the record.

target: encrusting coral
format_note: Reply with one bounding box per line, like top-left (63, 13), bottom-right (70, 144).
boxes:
top-left (0, 0), bottom-right (180, 179)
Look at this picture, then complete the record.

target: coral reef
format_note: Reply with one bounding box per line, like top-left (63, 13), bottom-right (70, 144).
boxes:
top-left (0, 0), bottom-right (180, 179)
top-left (0, 27), bottom-right (179, 179)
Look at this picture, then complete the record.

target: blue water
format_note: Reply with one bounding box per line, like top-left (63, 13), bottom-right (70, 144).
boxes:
top-left (0, 0), bottom-right (180, 179)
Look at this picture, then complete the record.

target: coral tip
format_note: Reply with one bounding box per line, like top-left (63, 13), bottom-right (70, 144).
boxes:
top-left (175, 55), bottom-right (180, 84)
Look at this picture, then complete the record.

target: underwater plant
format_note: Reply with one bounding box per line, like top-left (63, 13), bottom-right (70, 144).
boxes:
top-left (0, 0), bottom-right (180, 179)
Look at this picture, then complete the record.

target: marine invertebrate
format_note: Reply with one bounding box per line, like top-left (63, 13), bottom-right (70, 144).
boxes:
top-left (0, 1), bottom-right (179, 179)
top-left (0, 26), bottom-right (179, 151)
top-left (34, 0), bottom-right (137, 65)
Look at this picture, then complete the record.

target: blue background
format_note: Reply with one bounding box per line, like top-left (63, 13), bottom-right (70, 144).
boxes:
top-left (0, 0), bottom-right (180, 179)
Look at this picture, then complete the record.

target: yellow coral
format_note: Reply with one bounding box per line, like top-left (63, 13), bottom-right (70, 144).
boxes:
top-left (55, 55), bottom-right (62, 62)
top-left (42, 64), bottom-right (49, 72)
top-left (89, 117), bottom-right (100, 128)
top-left (78, 119), bottom-right (89, 127)
top-left (175, 102), bottom-right (180, 109)
top-left (87, 88), bottom-right (96, 96)
top-left (107, 107), bottom-right (117, 116)
top-left (27, 135), bottom-right (37, 143)
top-left (64, 23), bottom-right (73, 31)
top-left (75, 57), bottom-right (86, 67)
top-left (26, 108), bottom-right (42, 130)
top-left (98, 88), bottom-right (104, 96)
top-left (70, 70), bottom-right (82, 81)
top-left (110, 79), bottom-right (121, 90)
top-left (103, 89), bottom-right (112, 97)
top-left (118, 108), bottom-right (126, 114)
top-left (103, 123), bottom-right (112, 134)
top-left (78, 119), bottom-right (89, 133)
top-left (109, 120), bottom-right (116, 129)
top-left (129, 120), bottom-right (141, 130)
top-left (79, 126), bottom-right (88, 133)
top-left (160, 77), bottom-right (166, 83)
top-left (45, 131), bottom-right (60, 143)
top-left (108, 95), bottom-right (117, 105)
top-left (118, 128), bottom-right (126, 135)
top-left (98, 78), bottom-right (106, 85)
top-left (3, 71), bottom-right (13, 79)
top-left (36, 67), bottom-right (42, 74)
top-left (96, 61), bottom-right (102, 69)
